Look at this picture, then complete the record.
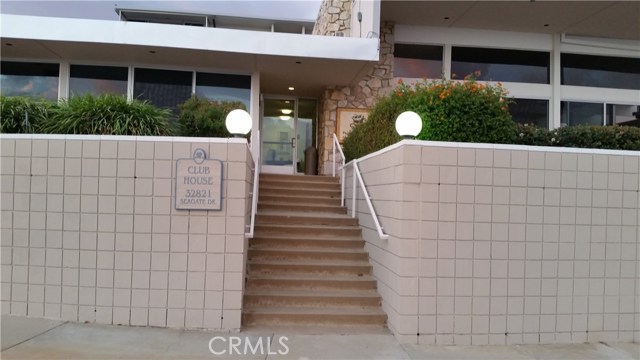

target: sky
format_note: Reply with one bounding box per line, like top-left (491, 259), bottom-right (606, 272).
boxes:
top-left (0, 0), bottom-right (323, 22)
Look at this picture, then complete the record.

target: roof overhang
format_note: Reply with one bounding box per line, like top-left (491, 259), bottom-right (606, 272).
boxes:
top-left (381, 1), bottom-right (640, 41)
top-left (0, 14), bottom-right (380, 97)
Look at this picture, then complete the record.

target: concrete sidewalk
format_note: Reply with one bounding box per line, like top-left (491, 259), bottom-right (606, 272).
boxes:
top-left (1, 315), bottom-right (638, 359)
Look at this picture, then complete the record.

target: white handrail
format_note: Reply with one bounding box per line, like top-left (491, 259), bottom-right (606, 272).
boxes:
top-left (331, 133), bottom-right (345, 177)
top-left (245, 130), bottom-right (260, 238)
top-left (332, 134), bottom-right (388, 240)
top-left (349, 161), bottom-right (389, 240)
top-left (331, 133), bottom-right (346, 205)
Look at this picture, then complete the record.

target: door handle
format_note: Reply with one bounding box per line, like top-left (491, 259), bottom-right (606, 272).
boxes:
top-left (291, 137), bottom-right (296, 148)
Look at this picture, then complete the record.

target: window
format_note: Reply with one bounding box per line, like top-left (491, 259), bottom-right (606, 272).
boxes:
top-left (607, 104), bottom-right (640, 126)
top-left (393, 44), bottom-right (443, 79)
top-left (69, 65), bottom-right (128, 96)
top-left (0, 61), bottom-right (59, 100)
top-left (451, 47), bottom-right (549, 84)
top-left (562, 53), bottom-right (640, 90)
top-left (133, 68), bottom-right (192, 111)
top-left (195, 72), bottom-right (251, 109)
top-left (509, 99), bottom-right (549, 128)
top-left (561, 101), bottom-right (603, 126)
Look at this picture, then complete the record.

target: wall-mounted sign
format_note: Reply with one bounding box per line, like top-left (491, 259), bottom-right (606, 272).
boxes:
top-left (175, 148), bottom-right (222, 211)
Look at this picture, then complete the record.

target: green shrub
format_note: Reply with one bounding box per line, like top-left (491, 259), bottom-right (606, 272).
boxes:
top-left (514, 123), bottom-right (555, 146)
top-left (342, 95), bottom-right (405, 161)
top-left (405, 77), bottom-right (516, 143)
top-left (176, 97), bottom-right (246, 138)
top-left (0, 96), bottom-right (54, 133)
top-left (343, 77), bottom-right (515, 161)
top-left (556, 125), bottom-right (640, 150)
top-left (40, 94), bottom-right (171, 135)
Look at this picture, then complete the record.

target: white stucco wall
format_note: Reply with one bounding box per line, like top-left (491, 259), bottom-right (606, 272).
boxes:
top-left (0, 135), bottom-right (253, 331)
top-left (345, 141), bottom-right (639, 345)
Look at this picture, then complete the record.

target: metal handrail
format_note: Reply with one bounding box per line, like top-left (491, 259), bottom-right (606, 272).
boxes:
top-left (331, 133), bottom-right (346, 206)
top-left (332, 133), bottom-right (388, 240)
top-left (245, 130), bottom-right (260, 238)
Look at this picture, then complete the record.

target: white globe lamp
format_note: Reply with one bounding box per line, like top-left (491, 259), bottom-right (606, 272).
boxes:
top-left (225, 109), bottom-right (252, 137)
top-left (395, 111), bottom-right (422, 139)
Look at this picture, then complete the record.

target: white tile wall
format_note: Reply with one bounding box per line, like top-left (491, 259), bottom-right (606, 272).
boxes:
top-left (349, 142), bottom-right (639, 345)
top-left (0, 135), bottom-right (253, 331)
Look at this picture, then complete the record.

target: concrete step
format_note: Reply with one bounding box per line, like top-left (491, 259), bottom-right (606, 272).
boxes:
top-left (260, 173), bottom-right (339, 184)
top-left (250, 235), bottom-right (365, 249)
top-left (255, 213), bottom-right (357, 226)
top-left (242, 306), bottom-right (387, 327)
top-left (258, 202), bottom-right (346, 214)
top-left (247, 260), bottom-right (371, 276)
top-left (248, 248), bottom-right (369, 262)
top-left (259, 186), bottom-right (341, 198)
top-left (245, 274), bottom-right (378, 291)
top-left (259, 194), bottom-right (341, 206)
top-left (243, 290), bottom-right (382, 308)
top-left (254, 223), bottom-right (362, 237)
top-left (260, 179), bottom-right (340, 191)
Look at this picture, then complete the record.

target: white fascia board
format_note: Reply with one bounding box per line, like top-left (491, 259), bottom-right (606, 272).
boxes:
top-left (395, 24), bottom-right (552, 51)
top-left (1, 14), bottom-right (379, 62)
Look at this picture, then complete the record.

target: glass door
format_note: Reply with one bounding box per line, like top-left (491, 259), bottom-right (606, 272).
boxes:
top-left (261, 97), bottom-right (296, 174)
top-left (261, 97), bottom-right (317, 175)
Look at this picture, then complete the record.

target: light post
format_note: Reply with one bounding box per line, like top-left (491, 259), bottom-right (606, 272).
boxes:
top-left (395, 111), bottom-right (422, 140)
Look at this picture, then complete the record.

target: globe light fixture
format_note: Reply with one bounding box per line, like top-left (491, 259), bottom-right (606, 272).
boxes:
top-left (225, 109), bottom-right (252, 137)
top-left (395, 111), bottom-right (422, 139)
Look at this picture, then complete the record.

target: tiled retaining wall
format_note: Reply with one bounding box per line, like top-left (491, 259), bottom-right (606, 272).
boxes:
top-left (344, 141), bottom-right (639, 345)
top-left (0, 135), bottom-right (253, 331)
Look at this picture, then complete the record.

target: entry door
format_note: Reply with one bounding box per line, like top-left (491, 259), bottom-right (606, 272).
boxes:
top-left (261, 97), bottom-right (297, 174)
top-left (261, 97), bottom-right (317, 175)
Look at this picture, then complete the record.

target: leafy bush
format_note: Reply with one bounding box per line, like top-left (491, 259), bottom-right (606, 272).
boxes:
top-left (39, 94), bottom-right (171, 135)
top-left (0, 96), bottom-right (54, 133)
top-left (342, 95), bottom-right (405, 161)
top-left (176, 97), bottom-right (246, 138)
top-left (405, 77), bottom-right (516, 143)
top-left (343, 76), bottom-right (639, 160)
top-left (517, 123), bottom-right (640, 151)
top-left (514, 123), bottom-right (555, 146)
top-left (343, 77), bottom-right (515, 161)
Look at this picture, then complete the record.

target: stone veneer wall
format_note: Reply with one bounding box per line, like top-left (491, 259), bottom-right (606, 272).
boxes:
top-left (344, 142), bottom-right (639, 345)
top-left (312, 0), bottom-right (351, 36)
top-left (0, 134), bottom-right (254, 331)
top-left (317, 22), bottom-right (396, 175)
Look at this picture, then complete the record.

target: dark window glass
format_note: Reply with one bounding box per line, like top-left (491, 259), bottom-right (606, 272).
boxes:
top-left (562, 53), bottom-right (640, 90)
top-left (606, 104), bottom-right (640, 126)
top-left (69, 65), bottom-right (128, 96)
top-left (195, 72), bottom-right (251, 109)
top-left (133, 68), bottom-right (192, 111)
top-left (393, 44), bottom-right (443, 79)
top-left (0, 61), bottom-right (59, 100)
top-left (561, 101), bottom-right (603, 126)
top-left (451, 47), bottom-right (549, 84)
top-left (509, 99), bottom-right (549, 128)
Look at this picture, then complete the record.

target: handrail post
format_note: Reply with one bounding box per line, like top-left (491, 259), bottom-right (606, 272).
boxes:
top-left (351, 162), bottom-right (357, 218)
top-left (341, 166), bottom-right (345, 207)
top-left (332, 139), bottom-right (336, 177)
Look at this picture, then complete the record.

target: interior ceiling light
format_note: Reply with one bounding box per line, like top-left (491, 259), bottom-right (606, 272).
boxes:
top-left (281, 109), bottom-right (292, 115)
top-left (288, 87), bottom-right (295, 91)
top-left (279, 115), bottom-right (291, 121)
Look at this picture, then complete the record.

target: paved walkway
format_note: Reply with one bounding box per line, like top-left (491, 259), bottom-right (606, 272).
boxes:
top-left (1, 315), bottom-right (638, 359)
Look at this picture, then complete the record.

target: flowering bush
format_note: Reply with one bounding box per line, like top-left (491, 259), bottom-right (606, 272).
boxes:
top-left (398, 76), bottom-right (516, 143)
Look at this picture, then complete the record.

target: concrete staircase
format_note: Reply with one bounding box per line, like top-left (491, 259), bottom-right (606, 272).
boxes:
top-left (242, 173), bottom-right (387, 331)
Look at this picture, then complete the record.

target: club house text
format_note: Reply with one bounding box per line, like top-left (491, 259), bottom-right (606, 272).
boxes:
top-left (184, 165), bottom-right (213, 185)
top-left (176, 159), bottom-right (222, 210)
